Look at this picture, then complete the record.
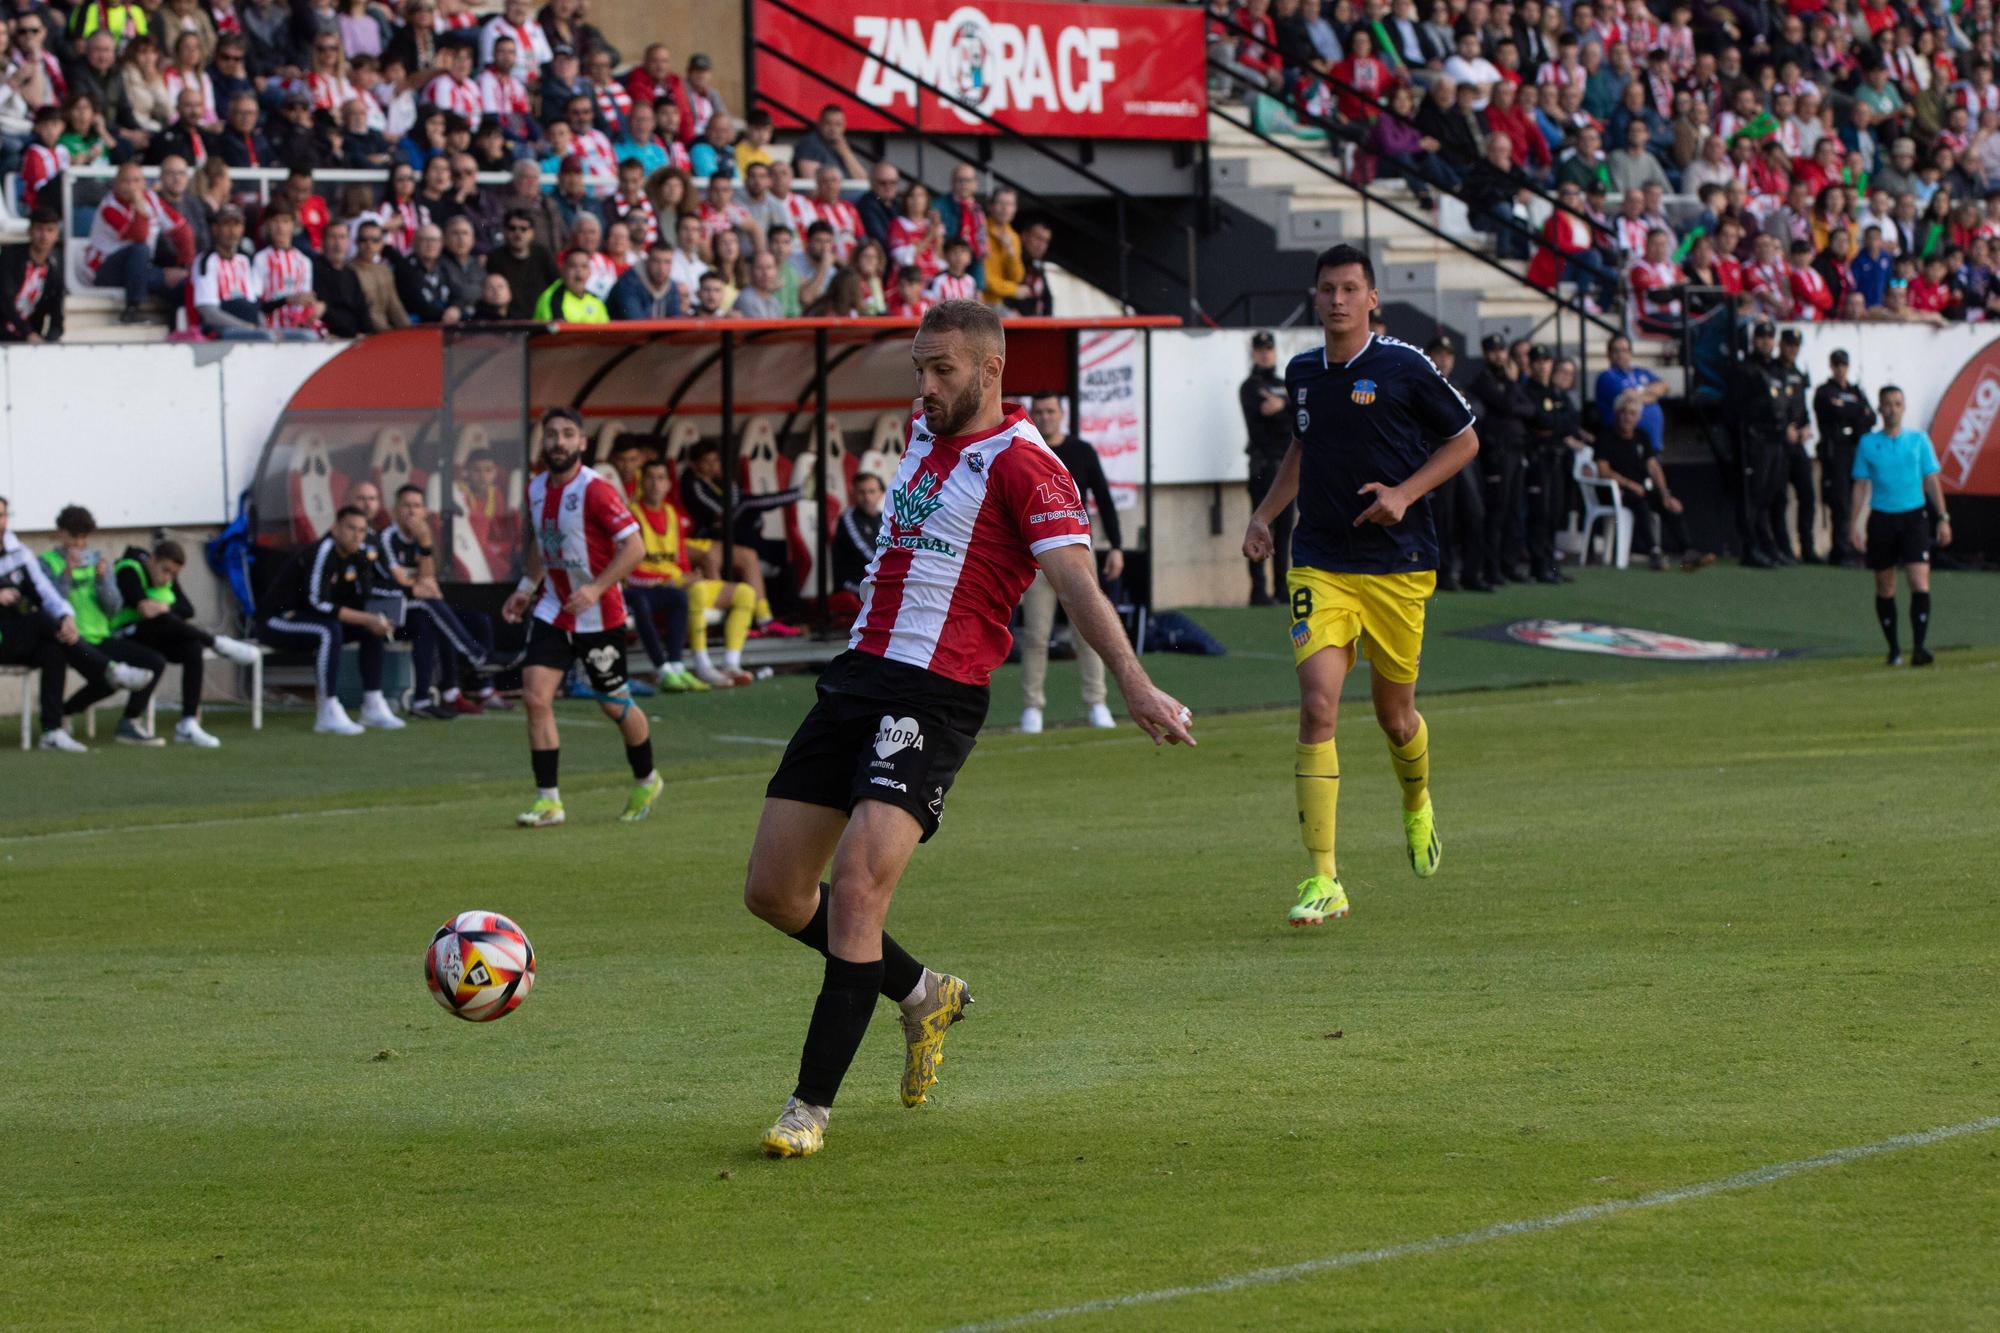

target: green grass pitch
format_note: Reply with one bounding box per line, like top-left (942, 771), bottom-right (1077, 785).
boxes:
top-left (3, 566), bottom-right (1997, 1329)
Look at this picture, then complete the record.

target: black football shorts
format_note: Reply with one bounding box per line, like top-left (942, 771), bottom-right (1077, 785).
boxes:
top-left (1865, 510), bottom-right (1931, 572)
top-left (765, 651), bottom-right (988, 841)
top-left (524, 618), bottom-right (630, 694)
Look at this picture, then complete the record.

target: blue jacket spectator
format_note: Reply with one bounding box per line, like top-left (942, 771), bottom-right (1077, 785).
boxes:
top-left (609, 251), bottom-right (684, 320)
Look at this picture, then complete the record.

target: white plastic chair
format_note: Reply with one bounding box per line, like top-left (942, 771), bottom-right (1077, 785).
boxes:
top-left (1569, 446), bottom-right (1632, 568)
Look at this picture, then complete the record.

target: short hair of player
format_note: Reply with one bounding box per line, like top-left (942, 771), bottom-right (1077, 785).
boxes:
top-left (1314, 243), bottom-right (1375, 288)
top-left (1879, 384), bottom-right (1903, 403)
top-left (334, 505), bottom-right (368, 523)
top-left (153, 538), bottom-right (187, 564)
top-left (541, 406), bottom-right (584, 431)
top-left (394, 484), bottom-right (424, 501)
top-left (55, 504), bottom-right (95, 536)
top-left (641, 456), bottom-right (669, 474)
top-left (918, 299), bottom-right (1005, 361)
top-left (687, 439), bottom-right (721, 463)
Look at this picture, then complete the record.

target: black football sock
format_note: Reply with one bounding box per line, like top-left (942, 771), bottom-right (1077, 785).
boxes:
top-left (530, 747), bottom-right (559, 789)
top-left (625, 738), bottom-right (654, 780)
top-left (1875, 596), bottom-right (1899, 654)
top-left (792, 953), bottom-right (884, 1108)
top-left (787, 883), bottom-right (926, 1002)
top-left (1910, 592), bottom-right (1931, 653)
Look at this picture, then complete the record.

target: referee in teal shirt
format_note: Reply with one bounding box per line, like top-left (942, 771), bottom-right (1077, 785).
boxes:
top-left (1850, 386), bottom-right (1953, 666)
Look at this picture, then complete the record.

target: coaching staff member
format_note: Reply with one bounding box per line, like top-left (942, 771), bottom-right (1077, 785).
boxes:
top-left (1241, 330), bottom-right (1293, 606)
top-left (1850, 386), bottom-right (1951, 667)
top-left (742, 301), bottom-right (1193, 1160)
top-left (260, 506), bottom-right (405, 736)
top-left (1814, 349), bottom-right (1875, 567)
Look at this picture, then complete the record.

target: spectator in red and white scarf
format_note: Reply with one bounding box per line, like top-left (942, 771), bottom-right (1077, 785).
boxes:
top-left (304, 29), bottom-right (357, 115)
top-left (87, 160), bottom-right (193, 320)
top-left (1746, 233), bottom-right (1797, 321)
top-left (0, 208), bottom-right (64, 343)
top-left (563, 92), bottom-right (618, 185)
top-left (610, 159), bottom-right (659, 246)
top-left (937, 163), bottom-right (988, 287)
top-left (9, 11), bottom-right (64, 110)
top-left (423, 40), bottom-right (482, 122)
top-left (376, 162), bottom-right (430, 254)
top-left (769, 159), bottom-right (819, 239)
top-left (480, 0), bottom-right (553, 72)
top-left (585, 47), bottom-right (631, 139)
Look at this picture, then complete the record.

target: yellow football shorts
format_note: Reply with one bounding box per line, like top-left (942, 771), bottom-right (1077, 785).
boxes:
top-left (1285, 567), bottom-right (1436, 683)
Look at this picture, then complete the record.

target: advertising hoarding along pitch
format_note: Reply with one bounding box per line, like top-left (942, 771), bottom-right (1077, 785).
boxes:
top-left (754, 0), bottom-right (1208, 142)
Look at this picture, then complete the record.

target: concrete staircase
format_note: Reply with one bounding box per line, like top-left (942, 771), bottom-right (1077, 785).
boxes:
top-left (1205, 112), bottom-right (1680, 390)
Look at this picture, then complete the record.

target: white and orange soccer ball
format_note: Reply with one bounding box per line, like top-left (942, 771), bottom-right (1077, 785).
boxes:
top-left (425, 911), bottom-right (536, 1022)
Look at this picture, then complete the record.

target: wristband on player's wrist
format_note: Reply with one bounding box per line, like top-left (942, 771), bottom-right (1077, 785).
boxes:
top-left (514, 576), bottom-right (537, 597)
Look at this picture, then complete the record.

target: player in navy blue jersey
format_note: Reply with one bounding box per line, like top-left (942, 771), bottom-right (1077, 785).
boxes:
top-left (1243, 244), bottom-right (1481, 926)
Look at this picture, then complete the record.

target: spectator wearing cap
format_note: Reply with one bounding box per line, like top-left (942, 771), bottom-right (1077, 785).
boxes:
top-left (682, 52), bottom-right (726, 139)
top-left (1813, 348), bottom-right (1876, 568)
top-left (1238, 330), bottom-right (1292, 607)
top-left (0, 207), bottom-right (63, 342)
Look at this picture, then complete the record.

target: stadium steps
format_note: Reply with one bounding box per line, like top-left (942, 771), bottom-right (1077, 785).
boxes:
top-left (1205, 111), bottom-right (1679, 383)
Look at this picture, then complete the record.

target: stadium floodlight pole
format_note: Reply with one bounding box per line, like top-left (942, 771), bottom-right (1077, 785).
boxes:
top-left (813, 326), bottom-right (830, 634)
top-left (720, 331), bottom-right (735, 584)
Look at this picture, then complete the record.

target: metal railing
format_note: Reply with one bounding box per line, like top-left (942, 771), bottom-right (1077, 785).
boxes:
top-left (749, 0), bottom-right (1202, 320)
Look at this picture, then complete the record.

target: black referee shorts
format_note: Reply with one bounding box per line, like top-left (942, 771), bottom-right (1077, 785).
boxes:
top-left (765, 651), bottom-right (988, 841)
top-left (523, 618), bottom-right (629, 694)
top-left (1866, 510), bottom-right (1931, 572)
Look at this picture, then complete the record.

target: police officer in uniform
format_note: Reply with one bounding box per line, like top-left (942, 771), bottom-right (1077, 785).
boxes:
top-left (1812, 348), bottom-right (1875, 567)
top-left (1525, 347), bottom-right (1582, 583)
top-left (1467, 332), bottom-right (1535, 586)
top-left (1425, 336), bottom-right (1488, 591)
top-left (1728, 319), bottom-right (1789, 567)
top-left (1771, 328), bottom-right (1816, 563)
top-left (1240, 330), bottom-right (1294, 606)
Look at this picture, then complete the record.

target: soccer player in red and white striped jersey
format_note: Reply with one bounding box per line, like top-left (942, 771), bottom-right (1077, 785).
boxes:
top-left (743, 301), bottom-right (1193, 1160)
top-left (501, 408), bottom-right (664, 829)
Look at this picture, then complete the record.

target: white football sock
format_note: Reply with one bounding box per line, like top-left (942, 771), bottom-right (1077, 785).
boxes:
top-left (724, 648), bottom-right (743, 671)
top-left (537, 786), bottom-right (560, 803)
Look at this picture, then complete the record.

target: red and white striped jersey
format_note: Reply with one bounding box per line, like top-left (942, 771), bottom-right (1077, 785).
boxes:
top-left (779, 191), bottom-right (819, 236)
top-left (479, 68), bottom-right (530, 117)
top-left (814, 197), bottom-right (862, 260)
top-left (1536, 60), bottom-right (1584, 86)
top-left (481, 14), bottom-right (552, 67)
top-left (306, 70), bottom-right (356, 115)
top-left (572, 128), bottom-right (619, 184)
top-left (254, 245), bottom-right (317, 329)
top-left (21, 142), bottom-right (68, 209)
top-left (698, 200), bottom-right (751, 244)
top-left (186, 248), bottom-right (257, 326)
top-left (926, 270), bottom-right (978, 303)
top-left (851, 406), bottom-right (1092, 686)
top-left (613, 191), bottom-right (659, 245)
top-left (592, 79), bottom-right (633, 137)
top-left (424, 73), bottom-right (483, 121)
top-left (529, 467), bottom-right (639, 633)
top-left (1628, 258), bottom-right (1683, 320)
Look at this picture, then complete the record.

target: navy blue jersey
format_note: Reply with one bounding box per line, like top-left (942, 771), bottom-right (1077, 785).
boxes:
top-left (1285, 334), bottom-right (1477, 574)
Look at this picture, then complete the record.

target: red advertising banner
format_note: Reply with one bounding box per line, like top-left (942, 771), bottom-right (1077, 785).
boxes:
top-left (753, 0), bottom-right (1208, 142)
top-left (1927, 342), bottom-right (2000, 496)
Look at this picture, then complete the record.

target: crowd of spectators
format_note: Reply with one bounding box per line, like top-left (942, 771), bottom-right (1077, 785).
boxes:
top-left (0, 5), bottom-right (1059, 341)
top-left (1209, 0), bottom-right (2000, 325)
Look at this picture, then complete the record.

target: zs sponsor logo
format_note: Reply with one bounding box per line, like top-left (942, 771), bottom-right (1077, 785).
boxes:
top-left (1034, 476), bottom-right (1081, 508)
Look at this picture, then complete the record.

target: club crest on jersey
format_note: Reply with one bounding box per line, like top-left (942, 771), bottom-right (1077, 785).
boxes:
top-left (874, 715), bottom-right (925, 759)
top-left (965, 450), bottom-right (984, 473)
top-left (1296, 409), bottom-right (1310, 433)
top-left (1351, 378), bottom-right (1377, 406)
top-left (565, 490), bottom-right (581, 511)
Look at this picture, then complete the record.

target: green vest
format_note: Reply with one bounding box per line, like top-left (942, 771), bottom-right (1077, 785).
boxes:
top-left (533, 281), bottom-right (610, 324)
top-left (40, 550), bottom-right (112, 644)
top-left (107, 556), bottom-right (173, 634)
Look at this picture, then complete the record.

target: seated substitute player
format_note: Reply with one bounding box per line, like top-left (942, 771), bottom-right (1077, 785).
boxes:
top-left (501, 407), bottom-right (665, 827)
top-left (380, 484), bottom-right (510, 713)
top-left (627, 455), bottom-right (757, 691)
top-left (1242, 244), bottom-right (1480, 927)
top-left (1849, 385), bottom-right (1952, 667)
top-left (259, 506), bottom-right (407, 736)
top-left (108, 536), bottom-right (262, 747)
top-left (742, 301), bottom-right (1196, 1160)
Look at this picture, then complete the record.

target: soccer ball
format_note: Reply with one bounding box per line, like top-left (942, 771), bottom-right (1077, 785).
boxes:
top-left (425, 911), bottom-right (536, 1022)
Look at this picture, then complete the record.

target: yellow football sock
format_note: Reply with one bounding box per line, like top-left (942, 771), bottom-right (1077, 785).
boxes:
top-left (1295, 738), bottom-right (1339, 879)
top-left (755, 595), bottom-right (773, 622)
top-left (725, 584), bottom-right (756, 653)
top-left (1388, 716), bottom-right (1430, 813)
top-left (686, 580), bottom-right (716, 652)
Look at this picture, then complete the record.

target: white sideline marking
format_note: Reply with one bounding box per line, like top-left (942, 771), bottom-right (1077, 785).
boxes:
top-left (944, 1116), bottom-right (2000, 1332)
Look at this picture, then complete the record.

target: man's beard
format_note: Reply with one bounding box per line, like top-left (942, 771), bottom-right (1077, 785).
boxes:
top-left (924, 381), bottom-right (982, 437)
top-left (543, 446), bottom-right (579, 474)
